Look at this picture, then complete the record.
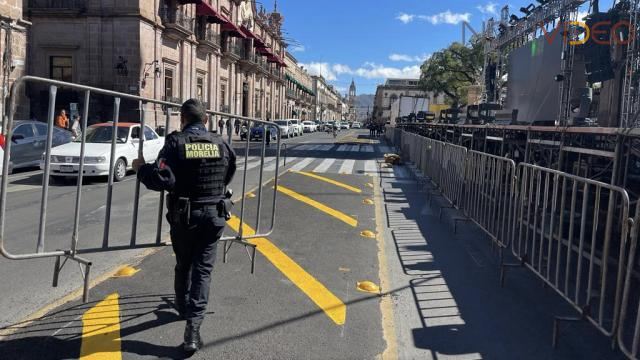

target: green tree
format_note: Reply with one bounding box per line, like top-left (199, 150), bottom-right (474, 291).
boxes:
top-left (419, 37), bottom-right (484, 107)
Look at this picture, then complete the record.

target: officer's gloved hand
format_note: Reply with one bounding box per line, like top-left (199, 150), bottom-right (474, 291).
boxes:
top-left (225, 189), bottom-right (233, 199)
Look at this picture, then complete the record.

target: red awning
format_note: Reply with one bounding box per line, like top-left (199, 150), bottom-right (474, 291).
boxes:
top-left (196, 2), bottom-right (226, 24)
top-left (241, 25), bottom-right (266, 48)
top-left (221, 18), bottom-right (248, 38)
top-left (257, 46), bottom-right (275, 57)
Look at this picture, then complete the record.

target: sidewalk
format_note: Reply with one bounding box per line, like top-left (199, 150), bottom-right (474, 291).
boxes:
top-left (376, 153), bottom-right (626, 359)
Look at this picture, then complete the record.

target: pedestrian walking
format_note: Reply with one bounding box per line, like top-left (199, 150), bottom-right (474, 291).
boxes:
top-left (71, 115), bottom-right (82, 138)
top-left (226, 118), bottom-right (233, 142)
top-left (234, 119), bottom-right (240, 135)
top-left (266, 118), bottom-right (271, 146)
top-left (133, 99), bottom-right (237, 353)
top-left (369, 123), bottom-right (374, 138)
top-left (218, 118), bottom-right (225, 135)
top-left (55, 109), bottom-right (69, 129)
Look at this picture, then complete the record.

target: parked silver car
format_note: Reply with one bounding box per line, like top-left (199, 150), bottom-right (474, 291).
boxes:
top-left (2, 120), bottom-right (73, 173)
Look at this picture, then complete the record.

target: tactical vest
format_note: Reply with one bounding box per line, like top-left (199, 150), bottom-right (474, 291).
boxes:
top-left (173, 131), bottom-right (228, 202)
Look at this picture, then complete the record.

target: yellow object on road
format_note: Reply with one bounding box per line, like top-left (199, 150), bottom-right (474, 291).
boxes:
top-left (80, 293), bottom-right (122, 360)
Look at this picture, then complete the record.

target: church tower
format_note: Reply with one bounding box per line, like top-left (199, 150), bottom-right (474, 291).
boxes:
top-left (348, 79), bottom-right (357, 122)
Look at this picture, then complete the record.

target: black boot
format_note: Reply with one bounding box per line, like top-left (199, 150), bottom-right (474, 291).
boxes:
top-left (183, 322), bottom-right (203, 352)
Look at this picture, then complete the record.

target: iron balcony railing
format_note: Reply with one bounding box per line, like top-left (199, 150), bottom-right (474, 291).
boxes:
top-left (198, 28), bottom-right (221, 46)
top-left (29, 0), bottom-right (84, 9)
top-left (160, 8), bottom-right (194, 32)
top-left (286, 89), bottom-right (298, 99)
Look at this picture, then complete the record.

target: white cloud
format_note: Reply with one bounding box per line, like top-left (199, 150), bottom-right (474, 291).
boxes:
top-left (352, 63), bottom-right (422, 79)
top-left (332, 64), bottom-right (353, 74)
top-left (476, 2), bottom-right (499, 16)
top-left (299, 62), bottom-right (337, 81)
top-left (290, 44), bottom-right (306, 53)
top-left (418, 11), bottom-right (471, 25)
top-left (301, 61), bottom-right (422, 85)
top-left (396, 13), bottom-right (415, 24)
top-left (389, 53), bottom-right (430, 62)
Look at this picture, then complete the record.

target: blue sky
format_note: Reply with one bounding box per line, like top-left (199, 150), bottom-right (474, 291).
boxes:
top-left (276, 0), bottom-right (600, 95)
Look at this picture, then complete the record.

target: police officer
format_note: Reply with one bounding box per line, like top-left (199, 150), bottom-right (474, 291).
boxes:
top-left (133, 99), bottom-right (236, 353)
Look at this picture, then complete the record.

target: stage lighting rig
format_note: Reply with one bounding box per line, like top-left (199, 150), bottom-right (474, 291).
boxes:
top-left (520, 4), bottom-right (536, 16)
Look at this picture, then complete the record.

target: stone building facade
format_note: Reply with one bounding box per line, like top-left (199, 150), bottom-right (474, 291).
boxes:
top-left (284, 52), bottom-right (313, 120)
top-left (26, 0), bottom-right (287, 131)
top-left (0, 0), bottom-right (29, 119)
top-left (311, 75), bottom-right (341, 122)
top-left (373, 78), bottom-right (445, 126)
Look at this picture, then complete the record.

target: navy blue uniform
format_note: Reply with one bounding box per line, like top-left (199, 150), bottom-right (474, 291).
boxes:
top-left (138, 122), bottom-right (236, 327)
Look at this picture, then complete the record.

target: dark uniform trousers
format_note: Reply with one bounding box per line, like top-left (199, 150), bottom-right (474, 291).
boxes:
top-left (170, 205), bottom-right (225, 326)
top-left (137, 121), bottom-right (236, 331)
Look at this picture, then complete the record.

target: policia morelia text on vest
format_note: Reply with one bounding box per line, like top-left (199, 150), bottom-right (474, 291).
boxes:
top-left (167, 132), bottom-right (234, 228)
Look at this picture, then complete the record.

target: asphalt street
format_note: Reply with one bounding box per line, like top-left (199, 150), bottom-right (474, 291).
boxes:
top-left (0, 129), bottom-right (628, 359)
top-left (0, 129), bottom-right (338, 329)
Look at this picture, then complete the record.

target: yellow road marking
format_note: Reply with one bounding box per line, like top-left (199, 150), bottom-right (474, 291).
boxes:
top-left (291, 171), bottom-right (362, 193)
top-left (228, 217), bottom-right (346, 325)
top-left (277, 185), bottom-right (358, 227)
top-left (374, 181), bottom-right (398, 360)
top-left (80, 293), bottom-right (122, 360)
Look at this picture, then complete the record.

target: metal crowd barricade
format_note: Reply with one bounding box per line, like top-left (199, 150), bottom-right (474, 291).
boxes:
top-left (0, 76), bottom-right (282, 302)
top-left (618, 201), bottom-right (640, 359)
top-left (462, 151), bottom-right (516, 250)
top-left (509, 163), bottom-right (631, 344)
top-left (439, 143), bottom-right (467, 208)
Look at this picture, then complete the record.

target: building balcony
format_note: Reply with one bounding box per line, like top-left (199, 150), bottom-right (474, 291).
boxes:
top-left (238, 43), bottom-right (258, 72)
top-left (197, 28), bottom-right (221, 53)
top-left (286, 89), bottom-right (298, 100)
top-left (270, 68), bottom-right (284, 82)
top-left (222, 38), bottom-right (242, 62)
top-left (28, 0), bottom-right (85, 15)
top-left (160, 8), bottom-right (194, 40)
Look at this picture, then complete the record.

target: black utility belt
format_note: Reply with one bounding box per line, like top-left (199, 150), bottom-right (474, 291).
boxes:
top-left (168, 195), bottom-right (233, 223)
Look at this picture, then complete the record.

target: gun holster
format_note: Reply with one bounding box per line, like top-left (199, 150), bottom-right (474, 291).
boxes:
top-left (217, 198), bottom-right (234, 221)
top-left (167, 195), bottom-right (191, 227)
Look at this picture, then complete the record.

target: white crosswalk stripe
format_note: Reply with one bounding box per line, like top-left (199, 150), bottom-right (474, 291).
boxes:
top-left (295, 145), bottom-right (312, 151)
top-left (362, 145), bottom-right (374, 153)
top-left (318, 145), bottom-right (333, 151)
top-left (264, 157), bottom-right (286, 171)
top-left (338, 159), bottom-right (356, 174)
top-left (237, 156), bottom-right (261, 170)
top-left (350, 145), bottom-right (360, 152)
top-left (308, 145), bottom-right (322, 150)
top-left (337, 145), bottom-right (349, 152)
top-left (312, 158), bottom-right (336, 173)
top-left (290, 157), bottom-right (315, 171)
top-left (364, 160), bottom-right (377, 175)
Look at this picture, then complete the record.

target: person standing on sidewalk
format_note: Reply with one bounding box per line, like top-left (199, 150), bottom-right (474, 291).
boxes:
top-left (55, 109), bottom-right (69, 129)
top-left (133, 99), bottom-right (236, 353)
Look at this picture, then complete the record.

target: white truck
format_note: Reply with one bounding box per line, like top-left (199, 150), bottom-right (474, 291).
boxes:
top-left (391, 96), bottom-right (430, 124)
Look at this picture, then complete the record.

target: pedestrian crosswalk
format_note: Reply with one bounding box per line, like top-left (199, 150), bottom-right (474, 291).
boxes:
top-left (234, 143), bottom-right (399, 177)
top-left (237, 155), bottom-right (382, 176)
top-left (291, 144), bottom-right (391, 153)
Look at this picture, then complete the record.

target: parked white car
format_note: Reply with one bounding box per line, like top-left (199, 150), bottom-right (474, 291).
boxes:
top-left (274, 120), bottom-right (294, 138)
top-left (42, 123), bottom-right (165, 182)
top-left (352, 122), bottom-right (362, 129)
top-left (340, 122), bottom-right (350, 130)
top-left (289, 119), bottom-right (303, 136)
top-left (302, 121), bottom-right (317, 133)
